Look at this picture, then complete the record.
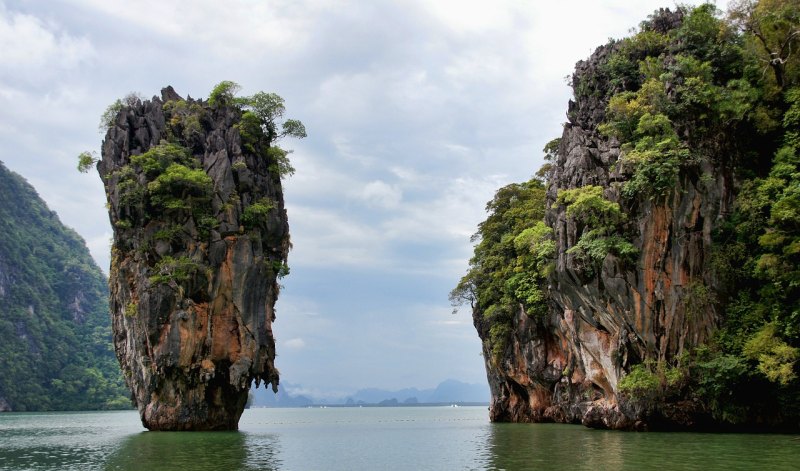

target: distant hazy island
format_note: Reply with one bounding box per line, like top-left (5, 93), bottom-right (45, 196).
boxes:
top-left (248, 379), bottom-right (490, 408)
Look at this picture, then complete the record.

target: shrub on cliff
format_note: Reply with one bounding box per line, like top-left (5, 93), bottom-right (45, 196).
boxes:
top-left (222, 82), bottom-right (306, 178)
top-left (554, 185), bottom-right (637, 270)
top-left (451, 178), bottom-right (553, 364)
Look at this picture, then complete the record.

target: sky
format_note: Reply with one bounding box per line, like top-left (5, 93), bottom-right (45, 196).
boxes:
top-left (0, 0), bottom-right (729, 398)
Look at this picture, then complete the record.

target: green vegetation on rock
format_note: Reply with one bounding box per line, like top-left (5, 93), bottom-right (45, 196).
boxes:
top-left (451, 179), bottom-right (553, 363)
top-left (576, 2), bottom-right (800, 424)
top-left (590, 1), bottom-right (800, 425)
top-left (85, 82), bottom-right (304, 306)
top-left (554, 185), bottom-right (637, 269)
top-left (93, 84), bottom-right (295, 430)
top-left (223, 81), bottom-right (306, 178)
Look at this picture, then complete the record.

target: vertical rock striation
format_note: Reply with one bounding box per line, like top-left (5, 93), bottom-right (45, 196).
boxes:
top-left (99, 87), bottom-right (289, 430)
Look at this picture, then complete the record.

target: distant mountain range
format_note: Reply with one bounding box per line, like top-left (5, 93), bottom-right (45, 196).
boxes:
top-left (249, 379), bottom-right (489, 407)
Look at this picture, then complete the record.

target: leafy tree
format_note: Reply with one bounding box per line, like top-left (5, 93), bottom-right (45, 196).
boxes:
top-left (98, 92), bottom-right (143, 132)
top-left (241, 198), bottom-right (275, 228)
top-left (554, 185), bottom-right (637, 268)
top-left (77, 151), bottom-right (98, 173)
top-left (99, 99), bottom-right (123, 132)
top-left (729, 0), bottom-right (800, 88)
top-left (535, 138), bottom-right (560, 182)
top-left (743, 323), bottom-right (799, 384)
top-left (451, 179), bottom-right (552, 363)
top-left (244, 92), bottom-right (307, 143)
top-left (208, 81), bottom-right (306, 178)
top-left (208, 80), bottom-right (241, 107)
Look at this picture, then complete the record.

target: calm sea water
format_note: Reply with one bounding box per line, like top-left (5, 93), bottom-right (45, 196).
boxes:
top-left (0, 406), bottom-right (798, 470)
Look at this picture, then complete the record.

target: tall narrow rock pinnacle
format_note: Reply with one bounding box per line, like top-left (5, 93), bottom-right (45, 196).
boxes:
top-left (98, 86), bottom-right (290, 430)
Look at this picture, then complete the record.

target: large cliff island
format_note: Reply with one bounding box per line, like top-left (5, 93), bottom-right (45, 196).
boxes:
top-left (92, 83), bottom-right (302, 430)
top-left (454, 3), bottom-right (800, 430)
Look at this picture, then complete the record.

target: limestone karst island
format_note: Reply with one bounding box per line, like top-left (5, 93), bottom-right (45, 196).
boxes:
top-left (95, 83), bottom-right (301, 430)
top-left (0, 4), bottom-right (798, 467)
top-left (453, 4), bottom-right (800, 431)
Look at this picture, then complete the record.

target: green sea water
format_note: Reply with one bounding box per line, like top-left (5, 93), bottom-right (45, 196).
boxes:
top-left (0, 406), bottom-right (797, 470)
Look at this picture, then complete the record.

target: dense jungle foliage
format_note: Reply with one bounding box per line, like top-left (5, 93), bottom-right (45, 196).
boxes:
top-left (455, 1), bottom-right (800, 426)
top-left (0, 162), bottom-right (129, 411)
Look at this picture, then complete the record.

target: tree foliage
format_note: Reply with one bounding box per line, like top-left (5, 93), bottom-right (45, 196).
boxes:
top-left (77, 151), bottom-right (98, 173)
top-left (207, 80), bottom-right (241, 108)
top-left (554, 185), bottom-right (637, 268)
top-left (211, 81), bottom-right (306, 178)
top-left (0, 163), bottom-right (129, 411)
top-left (99, 99), bottom-right (123, 132)
top-left (451, 179), bottom-right (553, 363)
top-left (729, 0), bottom-right (800, 88)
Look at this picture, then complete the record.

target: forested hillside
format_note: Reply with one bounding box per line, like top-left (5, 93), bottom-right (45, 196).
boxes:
top-left (0, 161), bottom-right (129, 411)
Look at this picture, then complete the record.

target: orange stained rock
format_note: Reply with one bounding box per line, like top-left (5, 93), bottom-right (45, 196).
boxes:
top-left (177, 302), bottom-right (208, 367)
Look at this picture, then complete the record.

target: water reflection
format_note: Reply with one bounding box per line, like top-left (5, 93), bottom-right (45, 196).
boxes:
top-left (104, 430), bottom-right (280, 471)
top-left (482, 421), bottom-right (800, 471)
top-left (483, 423), bottom-right (625, 470)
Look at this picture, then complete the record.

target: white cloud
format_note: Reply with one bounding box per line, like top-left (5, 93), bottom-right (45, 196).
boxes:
top-left (62, 0), bottom-right (319, 57)
top-left (382, 174), bottom-right (505, 243)
top-left (284, 338), bottom-right (307, 350)
top-left (417, 0), bottom-right (516, 33)
top-left (360, 180), bottom-right (402, 208)
top-left (0, 4), bottom-right (93, 82)
top-left (285, 204), bottom-right (385, 268)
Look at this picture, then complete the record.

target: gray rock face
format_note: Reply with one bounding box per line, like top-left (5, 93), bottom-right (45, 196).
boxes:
top-left (482, 12), bottom-right (737, 429)
top-left (99, 87), bottom-right (289, 430)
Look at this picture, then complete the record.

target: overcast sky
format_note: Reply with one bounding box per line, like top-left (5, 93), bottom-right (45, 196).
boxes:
top-left (0, 0), bottom-right (727, 398)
